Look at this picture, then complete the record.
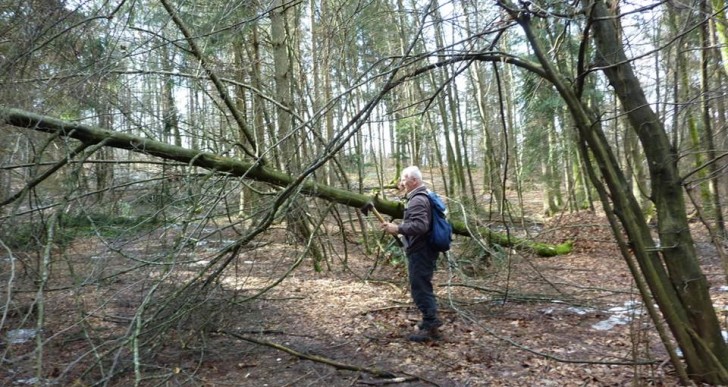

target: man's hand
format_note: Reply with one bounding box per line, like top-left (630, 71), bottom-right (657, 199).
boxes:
top-left (380, 222), bottom-right (399, 235)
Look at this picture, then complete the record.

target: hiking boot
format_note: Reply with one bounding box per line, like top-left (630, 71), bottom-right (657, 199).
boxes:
top-left (417, 319), bottom-right (443, 330)
top-left (407, 326), bottom-right (442, 342)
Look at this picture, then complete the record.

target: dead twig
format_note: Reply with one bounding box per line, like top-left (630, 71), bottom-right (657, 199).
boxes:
top-left (221, 330), bottom-right (397, 379)
top-left (357, 376), bottom-right (419, 385)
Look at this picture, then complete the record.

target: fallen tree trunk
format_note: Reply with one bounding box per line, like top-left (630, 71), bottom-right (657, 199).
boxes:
top-left (0, 106), bottom-right (571, 256)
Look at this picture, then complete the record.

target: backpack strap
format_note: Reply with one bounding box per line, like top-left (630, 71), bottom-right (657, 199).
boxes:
top-left (411, 190), bottom-right (433, 231)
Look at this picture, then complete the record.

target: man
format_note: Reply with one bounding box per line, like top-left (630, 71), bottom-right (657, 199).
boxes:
top-left (381, 166), bottom-right (443, 342)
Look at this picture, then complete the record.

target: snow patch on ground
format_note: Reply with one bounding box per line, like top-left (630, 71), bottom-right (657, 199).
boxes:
top-left (592, 301), bottom-right (643, 331)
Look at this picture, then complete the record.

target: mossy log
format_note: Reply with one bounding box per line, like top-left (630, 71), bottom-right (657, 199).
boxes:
top-left (1, 106), bottom-right (571, 256)
top-left (449, 219), bottom-right (572, 257)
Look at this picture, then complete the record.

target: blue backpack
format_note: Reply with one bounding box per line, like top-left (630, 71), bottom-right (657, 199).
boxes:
top-left (418, 191), bottom-right (452, 252)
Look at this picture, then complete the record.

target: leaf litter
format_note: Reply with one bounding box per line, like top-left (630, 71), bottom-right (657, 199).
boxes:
top-left (2, 210), bottom-right (727, 386)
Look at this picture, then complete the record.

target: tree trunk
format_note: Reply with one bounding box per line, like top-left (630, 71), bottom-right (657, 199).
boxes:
top-left (623, 114), bottom-right (652, 219)
top-left (431, 7), bottom-right (467, 196)
top-left (585, 1), bottom-right (728, 382)
top-left (700, 0), bottom-right (726, 236)
top-left (541, 117), bottom-right (561, 216)
top-left (271, 0), bottom-right (293, 170)
top-left (94, 104), bottom-right (114, 202)
top-left (508, 0), bottom-right (728, 382)
top-left (271, 0), bottom-right (324, 269)
top-left (710, 0), bottom-right (728, 77)
top-left (0, 106), bottom-right (572, 257)
top-left (471, 62), bottom-right (504, 213)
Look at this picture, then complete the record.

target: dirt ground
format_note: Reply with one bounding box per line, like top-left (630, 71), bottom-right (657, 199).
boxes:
top-left (2, 208), bottom-right (728, 386)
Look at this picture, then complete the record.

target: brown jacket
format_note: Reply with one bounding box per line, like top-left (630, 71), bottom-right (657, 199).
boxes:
top-left (399, 185), bottom-right (431, 253)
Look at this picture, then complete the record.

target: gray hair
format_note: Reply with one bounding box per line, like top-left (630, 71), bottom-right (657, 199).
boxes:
top-left (401, 166), bottom-right (423, 182)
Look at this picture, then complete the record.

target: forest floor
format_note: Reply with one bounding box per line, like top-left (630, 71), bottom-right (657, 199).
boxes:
top-left (3, 196), bottom-right (728, 386)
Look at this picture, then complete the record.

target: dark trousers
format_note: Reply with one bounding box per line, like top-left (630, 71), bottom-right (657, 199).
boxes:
top-left (407, 247), bottom-right (439, 326)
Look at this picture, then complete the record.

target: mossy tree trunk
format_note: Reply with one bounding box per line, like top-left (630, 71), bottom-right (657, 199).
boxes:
top-left (0, 106), bottom-right (571, 258)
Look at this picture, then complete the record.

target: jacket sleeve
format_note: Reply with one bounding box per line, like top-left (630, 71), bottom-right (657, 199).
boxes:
top-left (398, 194), bottom-right (430, 236)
